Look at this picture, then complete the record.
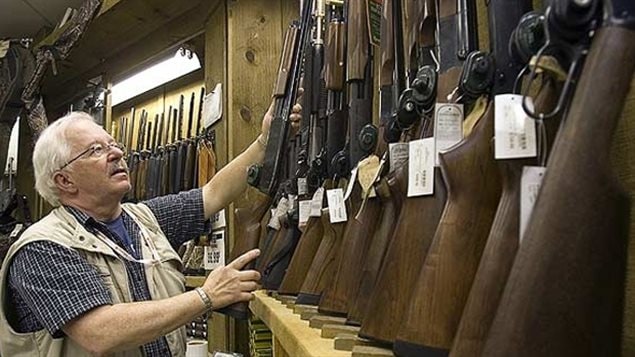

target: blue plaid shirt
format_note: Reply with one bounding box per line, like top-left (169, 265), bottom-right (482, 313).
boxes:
top-left (6, 189), bottom-right (210, 356)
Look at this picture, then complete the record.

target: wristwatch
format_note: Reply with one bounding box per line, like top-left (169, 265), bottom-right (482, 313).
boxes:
top-left (195, 287), bottom-right (213, 311)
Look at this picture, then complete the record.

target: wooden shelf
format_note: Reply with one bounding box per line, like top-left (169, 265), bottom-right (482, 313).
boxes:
top-left (185, 275), bottom-right (207, 288)
top-left (249, 290), bottom-right (350, 357)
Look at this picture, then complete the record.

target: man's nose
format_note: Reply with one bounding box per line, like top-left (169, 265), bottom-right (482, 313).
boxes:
top-left (108, 145), bottom-right (125, 161)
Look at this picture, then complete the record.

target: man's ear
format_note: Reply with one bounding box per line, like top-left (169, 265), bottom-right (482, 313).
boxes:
top-left (53, 171), bottom-right (77, 194)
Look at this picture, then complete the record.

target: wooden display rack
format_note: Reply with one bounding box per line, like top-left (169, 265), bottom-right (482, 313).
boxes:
top-left (249, 290), bottom-right (395, 357)
top-left (249, 290), bottom-right (349, 357)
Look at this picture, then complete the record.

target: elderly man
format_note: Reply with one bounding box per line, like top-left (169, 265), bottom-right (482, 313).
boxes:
top-left (0, 102), bottom-right (300, 356)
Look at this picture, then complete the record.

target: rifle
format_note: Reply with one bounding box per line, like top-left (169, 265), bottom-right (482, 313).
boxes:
top-left (137, 114), bottom-right (151, 200)
top-left (145, 114), bottom-right (160, 199)
top-left (347, 170), bottom-right (407, 325)
top-left (160, 110), bottom-right (170, 196)
top-left (183, 92), bottom-right (197, 190)
top-left (324, 10), bottom-right (348, 178)
top-left (168, 107), bottom-right (179, 194)
top-left (296, 183), bottom-right (354, 305)
top-left (175, 94), bottom-right (186, 193)
top-left (392, 1), bottom-right (507, 355)
top-left (483, 0), bottom-right (633, 355)
top-left (316, 0), bottom-right (378, 317)
top-left (277, 0), bottom-right (331, 295)
top-left (358, 0), bottom-right (447, 344)
top-left (220, 0), bottom-right (314, 319)
top-left (448, 9), bottom-right (568, 356)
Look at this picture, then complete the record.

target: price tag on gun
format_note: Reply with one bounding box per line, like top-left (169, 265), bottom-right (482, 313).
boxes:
top-left (407, 138), bottom-right (435, 197)
top-left (495, 94), bottom-right (538, 159)
top-left (203, 230), bottom-right (226, 270)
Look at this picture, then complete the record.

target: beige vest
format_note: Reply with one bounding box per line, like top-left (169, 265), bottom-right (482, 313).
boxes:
top-left (0, 203), bottom-right (187, 357)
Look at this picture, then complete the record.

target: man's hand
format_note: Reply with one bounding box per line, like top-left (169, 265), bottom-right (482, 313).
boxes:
top-left (201, 249), bottom-right (261, 309)
top-left (261, 88), bottom-right (304, 142)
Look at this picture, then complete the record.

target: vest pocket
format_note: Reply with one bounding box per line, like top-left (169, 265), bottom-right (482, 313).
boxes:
top-left (91, 263), bottom-right (127, 304)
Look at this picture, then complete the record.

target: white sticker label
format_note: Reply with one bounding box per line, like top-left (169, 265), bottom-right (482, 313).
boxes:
top-left (520, 166), bottom-right (546, 241)
top-left (344, 167), bottom-right (358, 201)
top-left (204, 230), bottom-right (226, 270)
top-left (211, 209), bottom-right (226, 230)
top-left (389, 142), bottom-right (409, 173)
top-left (434, 103), bottom-right (464, 165)
top-left (407, 138), bottom-right (435, 197)
top-left (298, 177), bottom-right (308, 196)
top-left (299, 200), bottom-right (312, 226)
top-left (310, 187), bottom-right (324, 217)
top-left (326, 189), bottom-right (348, 223)
top-left (495, 94), bottom-right (538, 159)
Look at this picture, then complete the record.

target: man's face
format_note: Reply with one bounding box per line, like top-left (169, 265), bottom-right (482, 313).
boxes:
top-left (61, 120), bottom-right (131, 201)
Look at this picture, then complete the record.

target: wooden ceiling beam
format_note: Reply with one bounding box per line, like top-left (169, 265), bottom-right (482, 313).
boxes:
top-left (43, 0), bottom-right (220, 111)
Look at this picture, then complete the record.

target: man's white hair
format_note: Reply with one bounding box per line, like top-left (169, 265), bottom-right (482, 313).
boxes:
top-left (33, 111), bottom-right (97, 207)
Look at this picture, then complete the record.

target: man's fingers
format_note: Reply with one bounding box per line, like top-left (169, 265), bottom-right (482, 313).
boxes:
top-left (227, 249), bottom-right (260, 270)
top-left (297, 87), bottom-right (304, 99)
top-left (237, 269), bottom-right (261, 282)
top-left (240, 281), bottom-right (260, 292)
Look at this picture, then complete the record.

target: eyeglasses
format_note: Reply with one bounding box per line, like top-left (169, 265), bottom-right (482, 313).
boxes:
top-left (59, 142), bottom-right (124, 171)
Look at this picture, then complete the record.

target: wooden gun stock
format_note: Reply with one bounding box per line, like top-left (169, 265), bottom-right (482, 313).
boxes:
top-left (449, 77), bottom-right (562, 357)
top-left (360, 166), bottom-right (448, 344)
top-left (318, 190), bottom-right (382, 316)
top-left (359, 68), bottom-right (464, 346)
top-left (277, 215), bottom-right (324, 295)
top-left (395, 94), bottom-right (502, 354)
top-left (216, 190), bottom-right (272, 319)
top-left (296, 184), bottom-right (358, 305)
top-left (347, 169), bottom-right (407, 325)
top-left (483, 25), bottom-right (635, 357)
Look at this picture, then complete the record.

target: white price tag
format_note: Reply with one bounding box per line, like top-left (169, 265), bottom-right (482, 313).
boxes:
top-left (267, 197), bottom-right (289, 230)
top-left (434, 103), bottom-right (464, 165)
top-left (520, 166), bottom-right (546, 241)
top-left (298, 200), bottom-right (312, 226)
top-left (344, 167), bottom-right (358, 201)
top-left (389, 142), bottom-right (409, 173)
top-left (495, 94), bottom-right (538, 159)
top-left (0, 41), bottom-right (9, 59)
top-left (298, 177), bottom-right (308, 196)
top-left (407, 138), bottom-right (435, 197)
top-left (202, 83), bottom-right (223, 129)
top-left (310, 187), bottom-right (324, 217)
top-left (9, 224), bottom-right (23, 239)
top-left (287, 195), bottom-right (297, 211)
top-left (211, 209), bottom-right (226, 230)
top-left (204, 230), bottom-right (226, 270)
top-left (326, 189), bottom-right (348, 223)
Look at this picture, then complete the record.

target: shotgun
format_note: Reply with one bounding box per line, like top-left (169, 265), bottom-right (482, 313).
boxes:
top-left (277, 0), bottom-right (333, 296)
top-left (482, 0), bottom-right (633, 355)
top-left (296, 182), bottom-right (355, 305)
top-left (393, 0), bottom-right (506, 352)
top-left (175, 94), bottom-right (186, 193)
top-left (183, 92), bottom-right (197, 190)
top-left (168, 107), bottom-right (179, 194)
top-left (316, 0), bottom-right (378, 317)
top-left (358, 0), bottom-right (448, 344)
top-left (221, 1), bottom-right (314, 318)
top-left (448, 9), bottom-right (569, 356)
